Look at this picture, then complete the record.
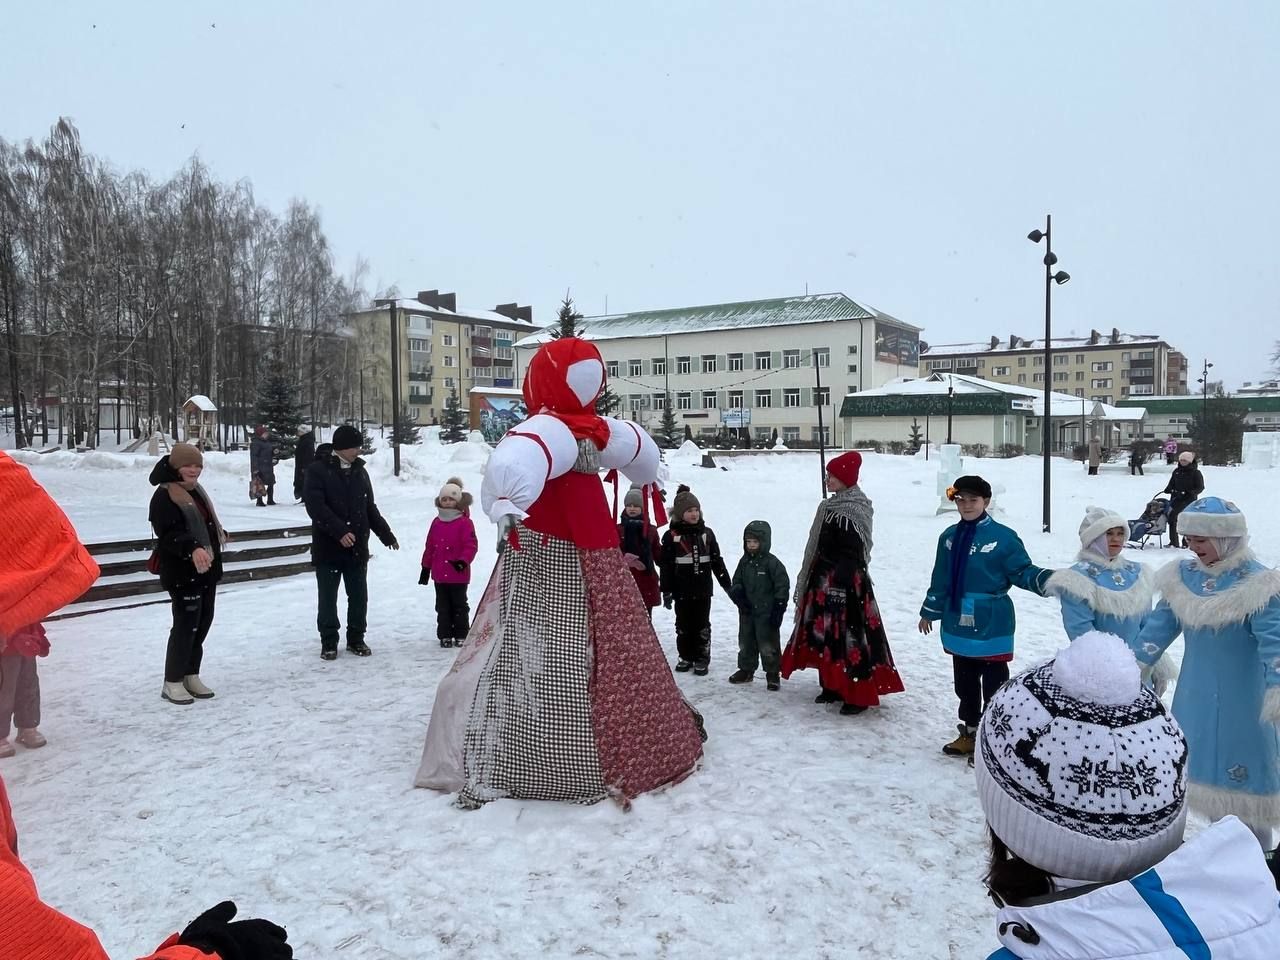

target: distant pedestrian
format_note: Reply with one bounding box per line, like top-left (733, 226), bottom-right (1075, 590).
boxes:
top-left (250, 425), bottom-right (277, 506)
top-left (1162, 450), bottom-right (1205, 548)
top-left (1087, 435), bottom-right (1102, 476)
top-left (1163, 436), bottom-right (1179, 464)
top-left (304, 423), bottom-right (398, 660)
top-left (1129, 440), bottom-right (1145, 476)
top-left (419, 477), bottom-right (478, 648)
top-left (148, 442), bottom-right (226, 705)
top-left (293, 424), bottom-right (315, 502)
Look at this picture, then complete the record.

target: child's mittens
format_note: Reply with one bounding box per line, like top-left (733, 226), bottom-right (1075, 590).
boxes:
top-left (769, 602), bottom-right (786, 629)
top-left (449, 559), bottom-right (468, 572)
top-left (418, 568), bottom-right (430, 586)
top-left (623, 553), bottom-right (646, 571)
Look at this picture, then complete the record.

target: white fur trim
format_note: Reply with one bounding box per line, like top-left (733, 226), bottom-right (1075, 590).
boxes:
top-left (1047, 561), bottom-right (1156, 619)
top-left (1148, 654), bottom-right (1178, 698)
top-left (1263, 686), bottom-right (1280, 726)
top-left (1154, 554), bottom-right (1280, 629)
top-left (1178, 509), bottom-right (1248, 538)
top-left (1052, 631), bottom-right (1142, 705)
top-left (1188, 781), bottom-right (1280, 827)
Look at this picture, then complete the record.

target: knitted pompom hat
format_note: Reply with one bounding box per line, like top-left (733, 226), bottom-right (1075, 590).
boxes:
top-left (1176, 496), bottom-right (1248, 539)
top-left (438, 477), bottom-right (464, 503)
top-left (975, 631), bottom-right (1188, 884)
top-left (1078, 505), bottom-right (1127, 551)
top-left (672, 484), bottom-right (700, 519)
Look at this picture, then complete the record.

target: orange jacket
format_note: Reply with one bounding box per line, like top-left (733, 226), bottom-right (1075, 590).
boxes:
top-left (0, 451), bottom-right (100, 641)
top-left (0, 775), bottom-right (213, 960)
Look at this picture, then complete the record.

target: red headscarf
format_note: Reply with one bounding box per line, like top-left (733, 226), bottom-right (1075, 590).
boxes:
top-left (522, 337), bottom-right (612, 449)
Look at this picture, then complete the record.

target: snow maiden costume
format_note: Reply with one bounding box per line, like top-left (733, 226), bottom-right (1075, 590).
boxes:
top-left (975, 630), bottom-right (1280, 959)
top-left (1130, 496), bottom-right (1280, 847)
top-left (415, 338), bottom-right (705, 808)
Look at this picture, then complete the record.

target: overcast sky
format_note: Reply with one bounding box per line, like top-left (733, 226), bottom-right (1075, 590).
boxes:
top-left (4, 1), bottom-right (1277, 387)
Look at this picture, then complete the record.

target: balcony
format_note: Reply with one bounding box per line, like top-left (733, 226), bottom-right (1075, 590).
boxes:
top-left (1129, 358), bottom-right (1154, 369)
top-left (408, 368), bottom-right (432, 382)
top-left (408, 391), bottom-right (433, 405)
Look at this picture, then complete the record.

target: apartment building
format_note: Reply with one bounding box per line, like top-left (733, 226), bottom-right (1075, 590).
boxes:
top-left (918, 329), bottom-right (1188, 406)
top-left (1117, 393), bottom-right (1280, 440)
top-left (345, 291), bottom-right (534, 424)
top-left (515, 293), bottom-right (922, 447)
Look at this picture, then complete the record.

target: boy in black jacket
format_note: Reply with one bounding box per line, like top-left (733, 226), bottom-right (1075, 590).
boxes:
top-left (659, 485), bottom-right (733, 675)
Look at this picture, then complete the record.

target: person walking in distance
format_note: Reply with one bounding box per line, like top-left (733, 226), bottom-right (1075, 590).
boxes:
top-left (250, 425), bottom-right (277, 507)
top-left (148, 442), bottom-right (226, 705)
top-left (293, 423), bottom-right (315, 502)
top-left (304, 424), bottom-right (398, 660)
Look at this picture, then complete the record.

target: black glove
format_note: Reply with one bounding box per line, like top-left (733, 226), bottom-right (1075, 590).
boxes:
top-left (662, 593), bottom-right (673, 610)
top-left (769, 602), bottom-right (787, 629)
top-left (449, 559), bottom-right (468, 572)
top-left (179, 901), bottom-right (292, 960)
top-left (418, 568), bottom-right (430, 585)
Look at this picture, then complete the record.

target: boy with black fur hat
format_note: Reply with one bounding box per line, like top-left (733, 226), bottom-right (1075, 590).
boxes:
top-left (659, 484), bottom-right (733, 675)
top-left (917, 474), bottom-right (1054, 757)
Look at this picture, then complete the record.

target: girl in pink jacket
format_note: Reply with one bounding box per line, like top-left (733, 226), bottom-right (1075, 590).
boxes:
top-left (420, 477), bottom-right (479, 647)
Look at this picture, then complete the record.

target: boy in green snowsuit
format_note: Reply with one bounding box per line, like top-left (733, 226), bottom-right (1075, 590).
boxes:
top-left (728, 520), bottom-right (790, 691)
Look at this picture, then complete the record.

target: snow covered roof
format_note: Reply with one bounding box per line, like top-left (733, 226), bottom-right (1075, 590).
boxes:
top-left (515, 293), bottom-right (918, 347)
top-left (468, 386), bottom-right (523, 396)
top-left (184, 395), bottom-right (217, 412)
top-left (842, 373), bottom-right (1144, 421)
top-left (922, 331), bottom-right (1167, 357)
top-left (381, 299), bottom-right (536, 328)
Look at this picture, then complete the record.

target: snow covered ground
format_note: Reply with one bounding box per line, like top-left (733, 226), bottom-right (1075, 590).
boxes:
top-left (5, 440), bottom-right (1278, 959)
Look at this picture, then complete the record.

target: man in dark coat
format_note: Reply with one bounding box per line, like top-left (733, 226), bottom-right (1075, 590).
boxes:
top-left (293, 424), bottom-right (315, 502)
top-left (250, 425), bottom-right (277, 506)
top-left (303, 425), bottom-right (398, 659)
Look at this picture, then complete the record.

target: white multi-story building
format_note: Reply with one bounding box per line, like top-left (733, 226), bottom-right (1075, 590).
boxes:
top-left (515, 293), bottom-right (921, 447)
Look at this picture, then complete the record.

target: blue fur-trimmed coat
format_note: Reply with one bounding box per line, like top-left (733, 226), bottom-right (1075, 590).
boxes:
top-left (1131, 550), bottom-right (1280, 826)
top-left (919, 515), bottom-right (1051, 658)
top-left (1048, 552), bottom-right (1155, 643)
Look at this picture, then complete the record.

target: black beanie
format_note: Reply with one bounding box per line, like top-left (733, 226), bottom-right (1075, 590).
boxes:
top-left (332, 424), bottom-right (362, 451)
top-left (951, 475), bottom-right (992, 499)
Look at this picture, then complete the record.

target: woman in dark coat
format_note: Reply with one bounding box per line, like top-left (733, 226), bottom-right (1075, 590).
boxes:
top-left (293, 424), bottom-right (315, 502)
top-left (250, 425), bottom-right (276, 506)
top-left (148, 442), bottom-right (226, 705)
top-left (781, 450), bottom-right (904, 714)
top-left (1163, 449), bottom-right (1205, 547)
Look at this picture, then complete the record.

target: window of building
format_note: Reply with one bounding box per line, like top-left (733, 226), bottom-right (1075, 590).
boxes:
top-left (629, 360), bottom-right (643, 377)
top-left (1033, 373), bottom-right (1045, 383)
top-left (1092, 361), bottom-right (1114, 372)
top-left (814, 386), bottom-right (830, 406)
top-left (847, 344), bottom-right (858, 355)
top-left (1054, 355), bottom-right (1069, 366)
top-left (1121, 352), bottom-right (1131, 362)
top-left (1033, 356), bottom-right (1044, 366)
top-left (1076, 354), bottom-right (1086, 363)
top-left (702, 355), bottom-right (717, 373)
top-left (755, 427), bottom-right (771, 441)
top-left (1017, 374), bottom-right (1027, 384)
top-left (1017, 357), bottom-right (1027, 367)
top-left (699, 426), bottom-right (718, 439)
top-left (848, 364), bottom-right (858, 374)
top-left (728, 353), bottom-right (744, 372)
top-left (629, 395), bottom-right (643, 411)
top-left (652, 357), bottom-right (666, 376)
top-left (1129, 384), bottom-right (1154, 395)
top-left (606, 360), bottom-right (619, 378)
top-left (475, 325), bottom-right (491, 338)
top-left (408, 338), bottom-right (429, 352)
top-left (927, 360), bottom-right (952, 370)
top-left (1076, 371), bottom-right (1085, 381)
top-left (442, 334), bottom-right (454, 347)
top-left (408, 315), bottom-right (429, 332)
top-left (1092, 378), bottom-right (1112, 389)
top-left (783, 388), bottom-right (801, 407)
top-left (676, 392), bottom-right (692, 410)
top-left (755, 352), bottom-right (772, 371)
top-left (444, 377), bottom-right (455, 388)
top-left (1137, 350), bottom-right (1154, 360)
top-left (677, 356), bottom-right (691, 375)
top-left (992, 365), bottom-right (1011, 376)
top-left (1075, 388), bottom-right (1085, 397)
top-left (702, 391), bottom-right (717, 409)
top-left (1054, 372), bottom-right (1069, 382)
top-left (814, 348), bottom-right (829, 368)
top-left (812, 425), bottom-right (830, 444)
top-left (755, 389), bottom-right (772, 408)
top-left (652, 393), bottom-right (666, 410)
top-left (443, 355), bottom-right (455, 368)
top-left (783, 349), bottom-right (802, 369)
top-left (728, 390), bottom-right (744, 408)
top-left (782, 427), bottom-right (801, 444)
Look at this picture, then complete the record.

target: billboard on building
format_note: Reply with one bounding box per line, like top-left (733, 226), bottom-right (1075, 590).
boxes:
top-left (875, 323), bottom-right (920, 366)
top-left (471, 391), bottom-right (527, 443)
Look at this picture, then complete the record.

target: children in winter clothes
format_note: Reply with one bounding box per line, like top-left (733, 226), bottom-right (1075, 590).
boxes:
top-left (659, 485), bottom-right (734, 675)
top-left (0, 623), bottom-right (48, 758)
top-left (1130, 496), bottom-right (1280, 851)
top-left (918, 475), bottom-right (1053, 757)
top-left (727, 520), bottom-right (789, 690)
top-left (618, 487), bottom-right (662, 619)
top-left (419, 477), bottom-right (478, 647)
top-left (976, 630), bottom-right (1280, 958)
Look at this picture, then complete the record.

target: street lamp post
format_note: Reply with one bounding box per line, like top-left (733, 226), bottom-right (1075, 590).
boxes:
top-left (1197, 358), bottom-right (1214, 436)
top-left (373, 298), bottom-right (402, 476)
top-left (946, 376), bottom-right (955, 444)
top-left (1028, 216), bottom-right (1071, 533)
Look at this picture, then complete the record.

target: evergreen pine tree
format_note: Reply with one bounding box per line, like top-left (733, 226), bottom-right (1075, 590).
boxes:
top-left (1188, 393), bottom-right (1248, 465)
top-left (254, 357), bottom-right (303, 457)
top-left (441, 390), bottom-right (467, 444)
top-left (658, 394), bottom-right (680, 448)
top-left (595, 384), bottom-right (621, 417)
top-left (908, 417), bottom-right (924, 453)
top-left (549, 292), bottom-right (583, 340)
top-left (392, 405), bottom-right (421, 445)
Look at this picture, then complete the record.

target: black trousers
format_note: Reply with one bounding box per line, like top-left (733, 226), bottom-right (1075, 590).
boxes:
top-left (316, 560), bottom-right (368, 650)
top-left (165, 584), bottom-right (217, 682)
top-left (673, 595), bottom-right (712, 666)
top-left (256, 482), bottom-right (275, 505)
top-left (1168, 499), bottom-right (1193, 546)
top-left (953, 654), bottom-right (1009, 728)
top-left (434, 582), bottom-right (470, 640)
top-left (1130, 463), bottom-right (1144, 476)
top-left (1087, 466), bottom-right (1099, 476)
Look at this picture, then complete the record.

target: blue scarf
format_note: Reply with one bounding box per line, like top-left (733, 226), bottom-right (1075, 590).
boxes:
top-left (947, 514), bottom-right (985, 615)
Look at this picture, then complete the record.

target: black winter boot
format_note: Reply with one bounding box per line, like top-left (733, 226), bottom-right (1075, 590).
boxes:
top-left (727, 669), bottom-right (754, 684)
top-left (766, 673), bottom-right (780, 691)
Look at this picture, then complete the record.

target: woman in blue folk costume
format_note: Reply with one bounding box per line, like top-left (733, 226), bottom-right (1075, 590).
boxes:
top-left (1131, 496), bottom-right (1280, 850)
top-left (918, 475), bottom-right (1055, 758)
top-left (1047, 505), bottom-right (1175, 692)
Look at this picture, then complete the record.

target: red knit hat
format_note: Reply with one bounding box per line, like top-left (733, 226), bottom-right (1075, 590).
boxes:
top-left (827, 451), bottom-right (863, 488)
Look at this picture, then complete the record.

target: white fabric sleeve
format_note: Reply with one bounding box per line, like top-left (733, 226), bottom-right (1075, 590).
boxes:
top-left (598, 418), bottom-right (661, 485)
top-left (480, 414), bottom-right (578, 523)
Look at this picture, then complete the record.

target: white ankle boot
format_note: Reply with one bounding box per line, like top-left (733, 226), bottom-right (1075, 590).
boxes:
top-left (183, 675), bottom-right (215, 699)
top-left (162, 681), bottom-right (194, 705)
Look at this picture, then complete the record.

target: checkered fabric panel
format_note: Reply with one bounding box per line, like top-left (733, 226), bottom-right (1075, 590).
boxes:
top-left (459, 522), bottom-right (607, 806)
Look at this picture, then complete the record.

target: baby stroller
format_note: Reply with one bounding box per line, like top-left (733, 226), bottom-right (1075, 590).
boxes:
top-left (1127, 496), bottom-right (1170, 550)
